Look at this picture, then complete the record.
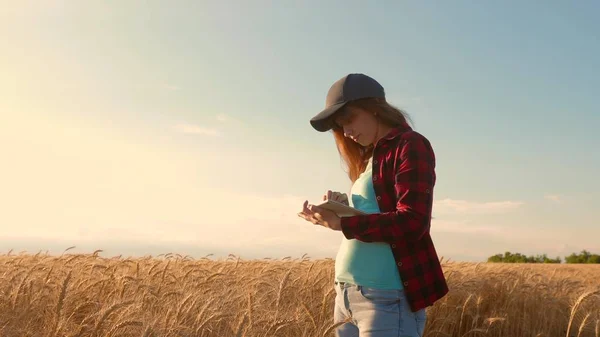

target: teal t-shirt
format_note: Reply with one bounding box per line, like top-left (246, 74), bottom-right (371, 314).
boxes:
top-left (334, 157), bottom-right (403, 289)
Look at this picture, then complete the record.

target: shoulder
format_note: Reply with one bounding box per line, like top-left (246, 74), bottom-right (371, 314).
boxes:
top-left (390, 129), bottom-right (434, 155)
top-left (400, 129), bottom-right (432, 146)
top-left (387, 129), bottom-right (435, 167)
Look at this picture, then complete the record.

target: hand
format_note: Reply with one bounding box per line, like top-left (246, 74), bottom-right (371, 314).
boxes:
top-left (297, 200), bottom-right (342, 231)
top-left (324, 190), bottom-right (349, 206)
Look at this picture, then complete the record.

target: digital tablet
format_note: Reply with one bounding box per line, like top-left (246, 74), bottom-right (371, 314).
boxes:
top-left (315, 199), bottom-right (367, 217)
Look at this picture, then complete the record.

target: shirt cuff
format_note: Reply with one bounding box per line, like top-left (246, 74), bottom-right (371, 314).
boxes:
top-left (340, 216), bottom-right (356, 240)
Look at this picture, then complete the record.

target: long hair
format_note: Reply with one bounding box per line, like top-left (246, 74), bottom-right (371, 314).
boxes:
top-left (330, 97), bottom-right (412, 182)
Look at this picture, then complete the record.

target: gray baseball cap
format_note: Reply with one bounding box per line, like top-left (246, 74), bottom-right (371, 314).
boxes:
top-left (310, 73), bottom-right (385, 132)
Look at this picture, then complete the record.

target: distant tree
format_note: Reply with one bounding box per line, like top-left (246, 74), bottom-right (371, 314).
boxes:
top-left (589, 255), bottom-right (600, 264)
top-left (489, 250), bottom-right (600, 264)
top-left (488, 254), bottom-right (503, 263)
top-left (541, 255), bottom-right (562, 264)
top-left (565, 252), bottom-right (579, 264)
top-left (487, 251), bottom-right (561, 263)
top-left (565, 250), bottom-right (600, 264)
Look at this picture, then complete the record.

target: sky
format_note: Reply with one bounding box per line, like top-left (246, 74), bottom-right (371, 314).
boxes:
top-left (1, 1), bottom-right (599, 262)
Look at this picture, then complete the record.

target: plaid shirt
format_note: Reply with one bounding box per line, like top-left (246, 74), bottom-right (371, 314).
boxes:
top-left (340, 123), bottom-right (449, 312)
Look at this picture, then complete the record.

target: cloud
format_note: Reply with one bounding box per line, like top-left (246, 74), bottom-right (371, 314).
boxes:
top-left (432, 219), bottom-right (501, 234)
top-left (173, 123), bottom-right (219, 136)
top-left (215, 113), bottom-right (241, 124)
top-left (544, 194), bottom-right (562, 203)
top-left (434, 198), bottom-right (524, 215)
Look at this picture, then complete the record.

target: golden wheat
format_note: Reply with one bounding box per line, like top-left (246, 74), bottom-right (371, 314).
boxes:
top-left (0, 251), bottom-right (599, 337)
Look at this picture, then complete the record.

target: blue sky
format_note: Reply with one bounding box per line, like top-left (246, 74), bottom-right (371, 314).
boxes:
top-left (1, 1), bottom-right (598, 261)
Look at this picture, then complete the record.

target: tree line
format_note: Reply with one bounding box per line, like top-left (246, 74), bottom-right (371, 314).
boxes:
top-left (487, 250), bottom-right (600, 264)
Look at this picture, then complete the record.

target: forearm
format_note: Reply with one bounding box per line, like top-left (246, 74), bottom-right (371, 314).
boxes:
top-left (340, 209), bottom-right (429, 243)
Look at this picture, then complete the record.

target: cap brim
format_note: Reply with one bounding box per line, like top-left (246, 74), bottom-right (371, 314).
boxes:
top-left (310, 101), bottom-right (348, 132)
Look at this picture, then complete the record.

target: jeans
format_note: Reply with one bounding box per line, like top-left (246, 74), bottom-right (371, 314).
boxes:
top-left (333, 281), bottom-right (426, 337)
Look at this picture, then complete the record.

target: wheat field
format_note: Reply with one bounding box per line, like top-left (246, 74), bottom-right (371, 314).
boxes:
top-left (1, 250), bottom-right (599, 337)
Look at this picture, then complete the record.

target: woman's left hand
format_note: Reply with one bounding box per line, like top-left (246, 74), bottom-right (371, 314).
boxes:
top-left (297, 201), bottom-right (342, 231)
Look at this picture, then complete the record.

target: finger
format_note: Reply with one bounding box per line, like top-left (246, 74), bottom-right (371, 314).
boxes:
top-left (302, 200), bottom-right (311, 214)
top-left (298, 212), bottom-right (314, 222)
top-left (327, 190), bottom-right (332, 200)
top-left (314, 212), bottom-right (324, 221)
top-left (313, 214), bottom-right (329, 228)
top-left (308, 204), bottom-right (322, 213)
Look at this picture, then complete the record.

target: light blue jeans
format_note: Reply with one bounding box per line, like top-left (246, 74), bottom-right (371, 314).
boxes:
top-left (333, 281), bottom-right (426, 337)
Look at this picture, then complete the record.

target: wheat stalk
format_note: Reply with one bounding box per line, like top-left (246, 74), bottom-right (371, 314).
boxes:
top-left (567, 291), bottom-right (600, 337)
top-left (92, 300), bottom-right (134, 336)
top-left (1, 252), bottom-right (600, 337)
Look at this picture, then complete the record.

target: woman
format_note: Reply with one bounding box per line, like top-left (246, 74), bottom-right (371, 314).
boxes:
top-left (298, 73), bottom-right (448, 337)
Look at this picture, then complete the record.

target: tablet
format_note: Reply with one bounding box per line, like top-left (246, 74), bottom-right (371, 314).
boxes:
top-left (315, 199), bottom-right (367, 217)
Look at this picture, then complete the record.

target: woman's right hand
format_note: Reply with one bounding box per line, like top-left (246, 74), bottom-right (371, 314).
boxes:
top-left (324, 190), bottom-right (349, 206)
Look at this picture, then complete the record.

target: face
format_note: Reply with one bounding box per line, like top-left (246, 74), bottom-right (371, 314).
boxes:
top-left (333, 106), bottom-right (381, 146)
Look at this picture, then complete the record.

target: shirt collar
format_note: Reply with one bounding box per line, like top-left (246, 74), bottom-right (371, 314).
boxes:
top-left (380, 122), bottom-right (413, 142)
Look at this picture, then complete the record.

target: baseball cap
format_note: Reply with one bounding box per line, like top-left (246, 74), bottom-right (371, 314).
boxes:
top-left (310, 73), bottom-right (385, 132)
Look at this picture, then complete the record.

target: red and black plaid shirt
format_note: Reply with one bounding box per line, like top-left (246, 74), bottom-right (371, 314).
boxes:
top-left (340, 123), bottom-right (449, 312)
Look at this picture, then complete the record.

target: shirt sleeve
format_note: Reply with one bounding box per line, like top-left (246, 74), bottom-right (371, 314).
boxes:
top-left (340, 134), bottom-right (435, 243)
